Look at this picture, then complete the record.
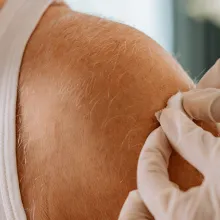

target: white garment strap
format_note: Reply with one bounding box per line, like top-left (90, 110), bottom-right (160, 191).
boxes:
top-left (0, 0), bottom-right (54, 219)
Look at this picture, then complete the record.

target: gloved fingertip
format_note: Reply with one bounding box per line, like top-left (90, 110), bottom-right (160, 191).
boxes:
top-left (167, 91), bottom-right (183, 109)
top-left (160, 108), bottom-right (174, 120)
top-left (211, 96), bottom-right (220, 122)
top-left (197, 59), bottom-right (220, 89)
top-left (155, 110), bottom-right (162, 122)
top-left (156, 92), bottom-right (185, 123)
top-left (171, 182), bottom-right (180, 189)
top-left (159, 108), bottom-right (185, 137)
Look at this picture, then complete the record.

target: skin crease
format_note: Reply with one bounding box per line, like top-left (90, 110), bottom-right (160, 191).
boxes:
top-left (13, 2), bottom-right (218, 220)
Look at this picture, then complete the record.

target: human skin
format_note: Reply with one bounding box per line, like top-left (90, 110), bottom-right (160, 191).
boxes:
top-left (0, 0), bottom-right (5, 8)
top-left (15, 2), bottom-right (217, 220)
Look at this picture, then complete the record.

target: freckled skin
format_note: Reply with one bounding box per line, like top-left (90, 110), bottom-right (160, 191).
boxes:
top-left (15, 2), bottom-right (217, 220)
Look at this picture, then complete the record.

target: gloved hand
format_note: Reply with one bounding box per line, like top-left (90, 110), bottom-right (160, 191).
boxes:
top-left (167, 59), bottom-right (220, 123)
top-left (161, 87), bottom-right (220, 128)
top-left (138, 106), bottom-right (220, 220)
top-left (118, 190), bottom-right (153, 220)
top-left (137, 61), bottom-right (220, 219)
top-left (119, 98), bottom-right (220, 220)
top-left (181, 59), bottom-right (220, 131)
top-left (119, 60), bottom-right (220, 220)
top-left (197, 59), bottom-right (220, 90)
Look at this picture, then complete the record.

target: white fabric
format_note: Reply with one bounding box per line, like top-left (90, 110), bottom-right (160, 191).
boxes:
top-left (0, 0), bottom-right (54, 219)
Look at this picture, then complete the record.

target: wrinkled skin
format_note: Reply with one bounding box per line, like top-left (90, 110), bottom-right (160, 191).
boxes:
top-left (14, 2), bottom-right (217, 220)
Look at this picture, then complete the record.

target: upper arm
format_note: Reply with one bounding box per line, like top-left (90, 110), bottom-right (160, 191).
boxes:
top-left (18, 5), bottom-right (198, 219)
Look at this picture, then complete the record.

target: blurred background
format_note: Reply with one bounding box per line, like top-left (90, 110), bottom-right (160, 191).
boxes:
top-left (65, 0), bottom-right (220, 80)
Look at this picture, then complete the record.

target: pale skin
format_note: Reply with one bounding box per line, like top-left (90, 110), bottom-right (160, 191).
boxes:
top-left (3, 2), bottom-right (216, 219)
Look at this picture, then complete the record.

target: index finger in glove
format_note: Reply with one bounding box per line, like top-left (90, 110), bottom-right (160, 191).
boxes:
top-left (137, 127), bottom-right (179, 217)
top-left (118, 190), bottom-right (154, 220)
top-left (183, 88), bottom-right (220, 123)
top-left (197, 59), bottom-right (220, 89)
top-left (160, 108), bottom-right (219, 175)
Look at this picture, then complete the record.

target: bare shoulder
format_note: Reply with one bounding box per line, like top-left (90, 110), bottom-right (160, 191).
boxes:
top-left (17, 3), bottom-right (194, 220)
top-left (21, 2), bottom-right (192, 87)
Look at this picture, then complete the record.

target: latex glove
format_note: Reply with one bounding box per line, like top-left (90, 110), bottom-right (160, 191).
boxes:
top-left (138, 108), bottom-right (220, 220)
top-left (182, 88), bottom-right (220, 123)
top-left (167, 59), bottom-right (220, 123)
top-left (119, 60), bottom-right (220, 220)
top-left (118, 190), bottom-right (153, 220)
top-left (197, 59), bottom-right (220, 89)
top-left (181, 59), bottom-right (220, 129)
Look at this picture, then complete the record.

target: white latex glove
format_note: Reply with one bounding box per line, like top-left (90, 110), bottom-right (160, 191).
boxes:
top-left (118, 190), bottom-right (153, 220)
top-left (136, 60), bottom-right (220, 219)
top-left (120, 90), bottom-right (220, 220)
top-left (182, 88), bottom-right (220, 123)
top-left (182, 59), bottom-right (220, 129)
top-left (119, 59), bottom-right (220, 220)
top-left (197, 59), bottom-right (220, 90)
top-left (138, 107), bottom-right (220, 220)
